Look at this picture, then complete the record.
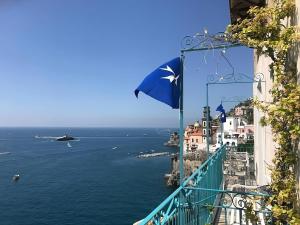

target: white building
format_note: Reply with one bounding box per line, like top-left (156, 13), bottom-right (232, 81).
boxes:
top-left (223, 117), bottom-right (240, 133)
top-left (216, 116), bottom-right (241, 147)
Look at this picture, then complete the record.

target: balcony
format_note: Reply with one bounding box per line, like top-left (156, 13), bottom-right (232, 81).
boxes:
top-left (229, 0), bottom-right (266, 24)
top-left (135, 145), bottom-right (272, 225)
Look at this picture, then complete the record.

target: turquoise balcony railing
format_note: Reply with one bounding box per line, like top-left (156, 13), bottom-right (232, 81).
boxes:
top-left (138, 145), bottom-right (226, 225)
top-left (137, 145), bottom-right (272, 225)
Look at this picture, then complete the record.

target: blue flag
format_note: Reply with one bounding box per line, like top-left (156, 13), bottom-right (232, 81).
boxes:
top-left (216, 103), bottom-right (226, 123)
top-left (216, 103), bottom-right (224, 112)
top-left (135, 57), bottom-right (181, 109)
top-left (220, 112), bottom-right (226, 123)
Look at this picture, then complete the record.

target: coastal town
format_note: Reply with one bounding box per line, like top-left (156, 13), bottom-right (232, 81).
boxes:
top-left (164, 99), bottom-right (254, 187)
top-left (184, 99), bottom-right (253, 154)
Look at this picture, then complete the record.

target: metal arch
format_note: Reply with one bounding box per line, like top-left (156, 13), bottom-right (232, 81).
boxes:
top-left (207, 72), bottom-right (265, 84)
top-left (181, 31), bottom-right (240, 53)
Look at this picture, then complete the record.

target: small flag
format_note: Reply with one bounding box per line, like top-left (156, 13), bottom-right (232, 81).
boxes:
top-left (135, 57), bottom-right (181, 109)
top-left (216, 103), bottom-right (226, 123)
top-left (220, 112), bottom-right (226, 123)
top-left (216, 103), bottom-right (224, 113)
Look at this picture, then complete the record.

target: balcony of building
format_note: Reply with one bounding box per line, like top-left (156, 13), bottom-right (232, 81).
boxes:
top-left (134, 145), bottom-right (272, 225)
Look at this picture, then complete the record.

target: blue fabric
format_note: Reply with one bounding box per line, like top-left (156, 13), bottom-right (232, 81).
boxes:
top-left (216, 103), bottom-right (226, 123)
top-left (216, 104), bottom-right (224, 112)
top-left (220, 112), bottom-right (226, 123)
top-left (135, 57), bottom-right (181, 109)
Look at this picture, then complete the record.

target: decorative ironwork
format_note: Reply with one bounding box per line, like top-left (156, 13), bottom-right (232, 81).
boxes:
top-left (207, 72), bottom-right (264, 84)
top-left (254, 72), bottom-right (264, 82)
top-left (219, 191), bottom-right (273, 224)
top-left (220, 191), bottom-right (269, 210)
top-left (180, 189), bottom-right (272, 224)
top-left (205, 48), bottom-right (264, 84)
top-left (181, 31), bottom-right (239, 52)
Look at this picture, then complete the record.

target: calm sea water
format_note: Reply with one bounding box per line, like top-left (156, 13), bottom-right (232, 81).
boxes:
top-left (0, 128), bottom-right (177, 225)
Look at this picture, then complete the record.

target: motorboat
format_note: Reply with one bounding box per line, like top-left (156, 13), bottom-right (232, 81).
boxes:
top-left (12, 174), bottom-right (20, 182)
top-left (56, 135), bottom-right (75, 141)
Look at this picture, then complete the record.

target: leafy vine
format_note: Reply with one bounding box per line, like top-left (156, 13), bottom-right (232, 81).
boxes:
top-left (227, 0), bottom-right (300, 224)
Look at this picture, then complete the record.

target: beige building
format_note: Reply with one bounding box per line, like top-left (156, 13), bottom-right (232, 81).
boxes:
top-left (230, 0), bottom-right (300, 197)
top-left (250, 0), bottom-right (300, 194)
top-left (184, 121), bottom-right (203, 154)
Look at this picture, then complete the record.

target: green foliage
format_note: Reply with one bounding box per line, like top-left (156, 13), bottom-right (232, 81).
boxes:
top-left (245, 202), bottom-right (259, 224)
top-left (227, 0), bottom-right (300, 224)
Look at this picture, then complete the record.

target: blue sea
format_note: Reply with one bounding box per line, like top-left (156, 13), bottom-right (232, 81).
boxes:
top-left (0, 128), bottom-right (177, 225)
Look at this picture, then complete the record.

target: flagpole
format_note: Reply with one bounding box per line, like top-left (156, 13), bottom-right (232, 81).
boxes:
top-left (179, 53), bottom-right (184, 225)
top-left (179, 55), bottom-right (184, 186)
top-left (221, 121), bottom-right (223, 145)
top-left (221, 100), bottom-right (223, 145)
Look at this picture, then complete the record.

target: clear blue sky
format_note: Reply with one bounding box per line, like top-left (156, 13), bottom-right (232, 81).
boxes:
top-left (0, 0), bottom-right (253, 127)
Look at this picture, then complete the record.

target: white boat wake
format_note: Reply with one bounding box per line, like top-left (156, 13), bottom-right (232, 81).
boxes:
top-left (0, 152), bottom-right (10, 155)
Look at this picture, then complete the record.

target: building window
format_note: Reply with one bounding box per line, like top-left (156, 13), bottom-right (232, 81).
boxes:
top-left (196, 139), bottom-right (198, 143)
top-left (203, 121), bottom-right (206, 127)
top-left (230, 121), bottom-right (232, 125)
top-left (192, 138), bottom-right (194, 142)
top-left (203, 129), bottom-right (206, 135)
top-left (209, 130), bottom-right (211, 135)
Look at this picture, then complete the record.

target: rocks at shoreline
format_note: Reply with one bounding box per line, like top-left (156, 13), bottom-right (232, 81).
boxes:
top-left (165, 150), bottom-right (208, 187)
top-left (164, 132), bottom-right (179, 147)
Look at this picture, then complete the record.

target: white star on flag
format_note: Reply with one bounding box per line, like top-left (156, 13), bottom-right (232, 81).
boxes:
top-left (160, 65), bottom-right (179, 85)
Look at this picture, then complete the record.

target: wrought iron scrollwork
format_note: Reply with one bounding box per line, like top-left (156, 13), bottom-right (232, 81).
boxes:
top-left (207, 72), bottom-right (265, 84)
top-left (254, 72), bottom-right (264, 82)
top-left (181, 31), bottom-right (238, 51)
top-left (220, 191), bottom-right (272, 212)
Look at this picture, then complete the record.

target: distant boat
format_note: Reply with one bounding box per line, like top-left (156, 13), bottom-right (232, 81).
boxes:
top-left (112, 147), bottom-right (118, 150)
top-left (56, 135), bottom-right (75, 141)
top-left (12, 174), bottom-right (20, 182)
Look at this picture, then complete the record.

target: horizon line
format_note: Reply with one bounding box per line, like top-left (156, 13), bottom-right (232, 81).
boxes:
top-left (0, 126), bottom-right (179, 129)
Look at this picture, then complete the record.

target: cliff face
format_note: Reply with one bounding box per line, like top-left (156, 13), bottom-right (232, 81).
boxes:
top-left (166, 151), bottom-right (208, 186)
